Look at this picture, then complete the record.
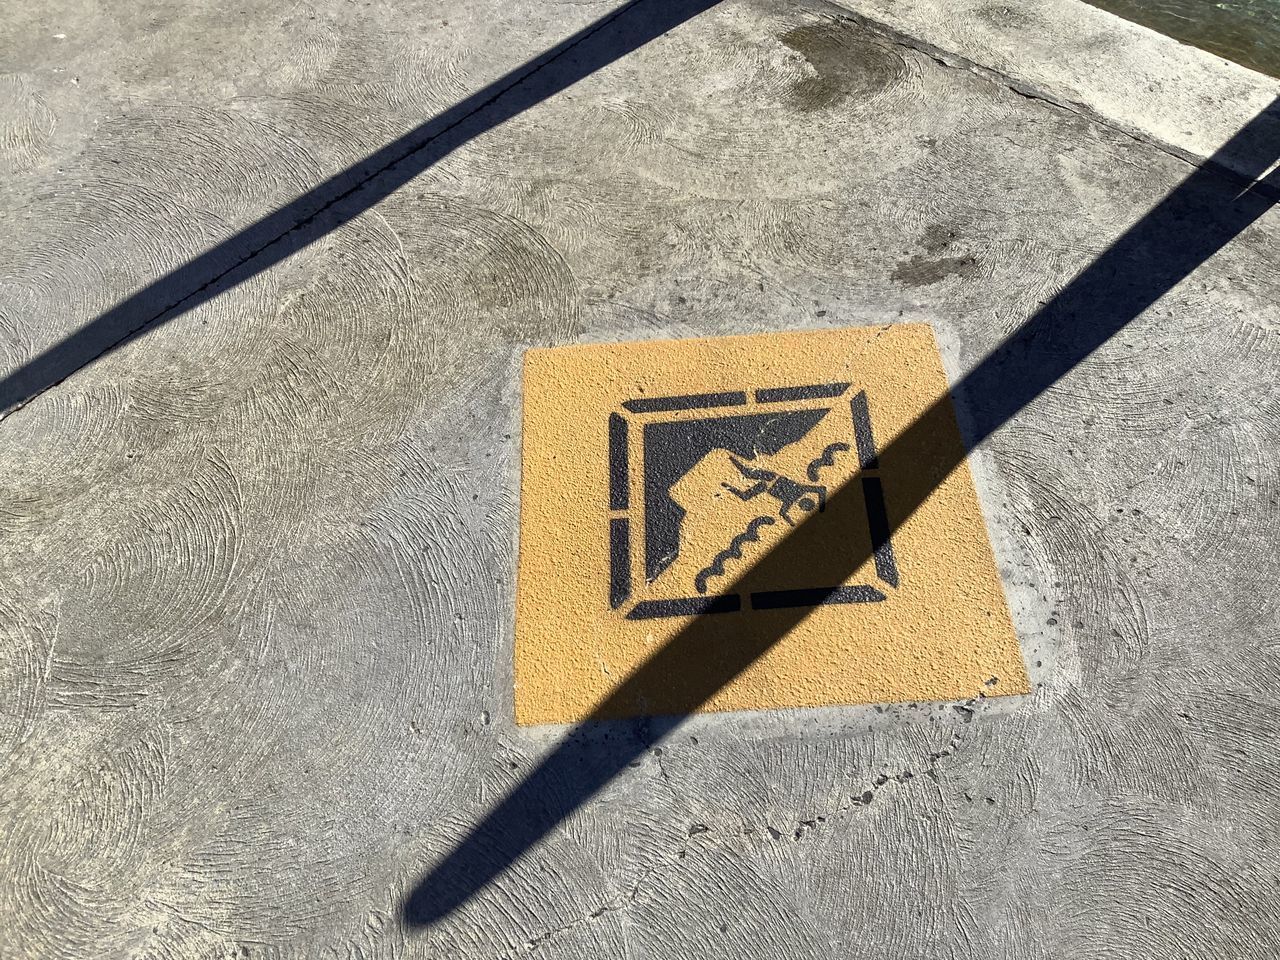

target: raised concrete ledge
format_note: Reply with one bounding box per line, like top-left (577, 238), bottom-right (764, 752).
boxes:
top-left (825, 0), bottom-right (1280, 181)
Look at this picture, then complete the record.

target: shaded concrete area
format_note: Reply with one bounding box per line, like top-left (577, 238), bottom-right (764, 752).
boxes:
top-left (1, 0), bottom-right (1279, 958)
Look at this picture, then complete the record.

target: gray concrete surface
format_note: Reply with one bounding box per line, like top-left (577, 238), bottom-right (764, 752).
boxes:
top-left (826, 0), bottom-right (1280, 177)
top-left (1, 0), bottom-right (1278, 957)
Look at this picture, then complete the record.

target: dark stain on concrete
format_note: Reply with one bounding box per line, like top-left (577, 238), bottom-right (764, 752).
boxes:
top-left (892, 225), bottom-right (981, 287)
top-left (780, 17), bottom-right (906, 112)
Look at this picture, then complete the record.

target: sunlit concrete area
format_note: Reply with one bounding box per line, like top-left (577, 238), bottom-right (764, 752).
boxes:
top-left (1, 0), bottom-right (1278, 957)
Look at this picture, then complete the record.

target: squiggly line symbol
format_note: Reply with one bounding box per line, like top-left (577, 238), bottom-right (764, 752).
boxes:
top-left (806, 442), bottom-right (850, 481)
top-left (694, 516), bottom-right (777, 594)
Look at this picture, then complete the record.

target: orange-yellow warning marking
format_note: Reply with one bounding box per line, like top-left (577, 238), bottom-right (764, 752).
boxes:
top-left (515, 324), bottom-right (1029, 725)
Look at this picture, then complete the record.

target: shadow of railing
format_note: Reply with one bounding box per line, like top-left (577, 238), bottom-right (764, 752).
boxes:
top-left (0, 0), bottom-right (723, 418)
top-left (401, 95), bottom-right (1280, 927)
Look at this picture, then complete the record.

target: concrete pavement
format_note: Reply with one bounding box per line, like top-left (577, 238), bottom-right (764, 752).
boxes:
top-left (1, 0), bottom-right (1278, 956)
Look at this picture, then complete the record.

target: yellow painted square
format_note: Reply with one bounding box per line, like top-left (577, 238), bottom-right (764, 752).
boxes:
top-left (515, 324), bottom-right (1029, 725)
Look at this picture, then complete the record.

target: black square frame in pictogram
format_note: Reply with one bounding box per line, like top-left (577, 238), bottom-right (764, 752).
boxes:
top-left (606, 383), bottom-right (900, 620)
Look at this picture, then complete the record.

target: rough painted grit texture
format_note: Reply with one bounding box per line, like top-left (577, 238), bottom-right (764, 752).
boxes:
top-left (516, 325), bottom-right (1030, 724)
top-left (3, 0), bottom-right (1278, 954)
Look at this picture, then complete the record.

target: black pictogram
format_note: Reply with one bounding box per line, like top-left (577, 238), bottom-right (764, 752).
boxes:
top-left (721, 456), bottom-right (829, 525)
top-left (607, 383), bottom-right (899, 620)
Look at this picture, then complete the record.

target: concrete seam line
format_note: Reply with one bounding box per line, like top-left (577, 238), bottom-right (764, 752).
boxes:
top-left (814, 0), bottom-right (1269, 185)
top-left (0, 0), bottom-right (660, 425)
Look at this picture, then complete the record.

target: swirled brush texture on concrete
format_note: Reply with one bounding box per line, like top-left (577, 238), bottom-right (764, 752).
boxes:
top-left (1, 0), bottom-right (1278, 957)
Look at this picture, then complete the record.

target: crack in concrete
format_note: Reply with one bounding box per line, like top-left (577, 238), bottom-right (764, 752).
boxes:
top-left (812, 2), bottom-right (1228, 178)
top-left (493, 826), bottom-right (707, 959)
top-left (750, 706), bottom-right (983, 844)
top-left (496, 710), bottom-right (985, 956)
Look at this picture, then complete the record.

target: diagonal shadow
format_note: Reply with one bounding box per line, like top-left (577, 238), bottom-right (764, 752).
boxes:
top-left (0, 0), bottom-right (723, 418)
top-left (401, 96), bottom-right (1280, 927)
top-left (2, 0), bottom-right (1273, 926)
